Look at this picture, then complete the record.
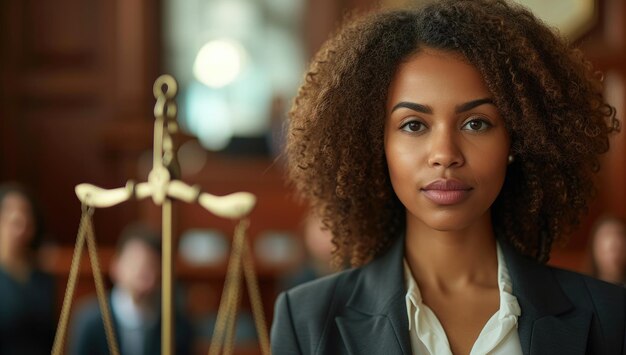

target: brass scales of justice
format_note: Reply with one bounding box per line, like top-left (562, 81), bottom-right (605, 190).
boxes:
top-left (50, 75), bottom-right (271, 355)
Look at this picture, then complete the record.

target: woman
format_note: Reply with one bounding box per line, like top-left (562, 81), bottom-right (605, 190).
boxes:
top-left (271, 1), bottom-right (624, 354)
top-left (590, 216), bottom-right (626, 286)
top-left (0, 183), bottom-right (56, 354)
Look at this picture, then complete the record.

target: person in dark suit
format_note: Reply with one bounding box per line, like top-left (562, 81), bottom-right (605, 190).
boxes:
top-left (0, 183), bottom-right (56, 355)
top-left (272, 1), bottom-right (625, 354)
top-left (69, 223), bottom-right (192, 355)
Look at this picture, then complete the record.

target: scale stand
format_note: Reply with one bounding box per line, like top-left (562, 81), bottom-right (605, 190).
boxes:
top-left (51, 75), bottom-right (270, 355)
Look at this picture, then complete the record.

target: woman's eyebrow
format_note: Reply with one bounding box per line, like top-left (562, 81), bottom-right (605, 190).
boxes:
top-left (390, 102), bottom-right (432, 114)
top-left (390, 98), bottom-right (494, 114)
top-left (455, 98), bottom-right (494, 113)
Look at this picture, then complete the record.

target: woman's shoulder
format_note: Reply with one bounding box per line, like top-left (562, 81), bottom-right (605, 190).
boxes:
top-left (273, 235), bottom-right (405, 329)
top-left (278, 267), bottom-right (361, 317)
top-left (271, 267), bottom-right (365, 354)
top-left (502, 239), bottom-right (625, 311)
top-left (542, 264), bottom-right (625, 352)
top-left (548, 264), bottom-right (625, 311)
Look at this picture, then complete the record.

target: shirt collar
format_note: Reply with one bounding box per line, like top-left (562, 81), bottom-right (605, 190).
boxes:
top-left (404, 241), bottom-right (521, 331)
top-left (111, 286), bottom-right (158, 329)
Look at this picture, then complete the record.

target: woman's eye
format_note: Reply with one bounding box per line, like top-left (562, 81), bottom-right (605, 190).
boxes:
top-left (462, 118), bottom-right (492, 132)
top-left (400, 121), bottom-right (426, 133)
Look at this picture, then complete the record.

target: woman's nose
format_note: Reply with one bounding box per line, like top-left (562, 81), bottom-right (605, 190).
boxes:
top-left (427, 129), bottom-right (464, 168)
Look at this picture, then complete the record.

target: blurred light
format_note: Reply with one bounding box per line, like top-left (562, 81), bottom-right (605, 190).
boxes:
top-left (264, 0), bottom-right (305, 24)
top-left (193, 39), bottom-right (246, 88)
top-left (513, 0), bottom-right (595, 39)
top-left (186, 82), bottom-right (234, 151)
top-left (229, 64), bottom-right (272, 136)
top-left (254, 231), bottom-right (301, 266)
top-left (262, 26), bottom-right (305, 97)
top-left (205, 1), bottom-right (261, 39)
top-left (178, 139), bottom-right (208, 176)
top-left (179, 229), bottom-right (228, 265)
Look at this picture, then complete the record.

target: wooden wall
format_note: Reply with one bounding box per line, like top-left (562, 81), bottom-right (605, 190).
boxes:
top-left (551, 0), bottom-right (626, 270)
top-left (0, 0), bottom-right (161, 245)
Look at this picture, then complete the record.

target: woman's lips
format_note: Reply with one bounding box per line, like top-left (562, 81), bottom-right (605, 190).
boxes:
top-left (421, 179), bottom-right (472, 205)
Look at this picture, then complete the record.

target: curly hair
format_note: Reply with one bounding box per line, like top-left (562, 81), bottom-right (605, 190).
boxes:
top-left (286, 0), bottom-right (619, 267)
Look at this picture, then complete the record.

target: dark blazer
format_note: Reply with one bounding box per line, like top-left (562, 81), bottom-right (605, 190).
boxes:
top-left (69, 295), bottom-right (193, 355)
top-left (0, 268), bottom-right (56, 355)
top-left (271, 236), bottom-right (626, 354)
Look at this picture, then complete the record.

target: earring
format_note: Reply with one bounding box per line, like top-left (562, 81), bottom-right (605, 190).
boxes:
top-left (508, 154), bottom-right (515, 164)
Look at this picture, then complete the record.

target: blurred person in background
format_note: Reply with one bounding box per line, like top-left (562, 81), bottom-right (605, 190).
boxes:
top-left (282, 213), bottom-right (335, 289)
top-left (69, 223), bottom-right (192, 355)
top-left (0, 182), bottom-right (56, 355)
top-left (590, 216), bottom-right (626, 286)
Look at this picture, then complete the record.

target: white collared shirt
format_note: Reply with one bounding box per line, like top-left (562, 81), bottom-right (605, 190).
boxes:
top-left (404, 243), bottom-right (523, 355)
top-left (111, 287), bottom-right (158, 355)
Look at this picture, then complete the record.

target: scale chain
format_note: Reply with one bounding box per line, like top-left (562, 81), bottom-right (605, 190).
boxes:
top-left (51, 207), bottom-right (120, 355)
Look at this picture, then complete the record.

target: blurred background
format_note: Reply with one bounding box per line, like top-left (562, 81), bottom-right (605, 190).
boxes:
top-left (0, 0), bottom-right (624, 354)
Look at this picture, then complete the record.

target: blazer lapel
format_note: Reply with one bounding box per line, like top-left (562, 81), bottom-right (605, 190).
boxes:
top-left (336, 308), bottom-right (405, 355)
top-left (334, 235), bottom-right (593, 355)
top-left (528, 312), bottom-right (591, 355)
top-left (335, 235), bottom-right (411, 355)
top-left (500, 241), bottom-right (591, 355)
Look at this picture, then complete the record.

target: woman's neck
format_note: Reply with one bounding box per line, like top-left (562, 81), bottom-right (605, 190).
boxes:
top-left (404, 212), bottom-right (498, 292)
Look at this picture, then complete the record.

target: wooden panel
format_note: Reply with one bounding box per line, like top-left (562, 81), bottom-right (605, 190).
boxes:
top-left (0, 0), bottom-right (159, 244)
top-left (550, 0), bottom-right (626, 271)
top-left (21, 0), bottom-right (98, 69)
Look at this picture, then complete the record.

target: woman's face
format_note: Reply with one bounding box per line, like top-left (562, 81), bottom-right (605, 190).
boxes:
top-left (0, 192), bottom-right (36, 255)
top-left (111, 239), bottom-right (161, 302)
top-left (384, 48), bottom-right (510, 232)
top-left (593, 221), bottom-right (626, 278)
